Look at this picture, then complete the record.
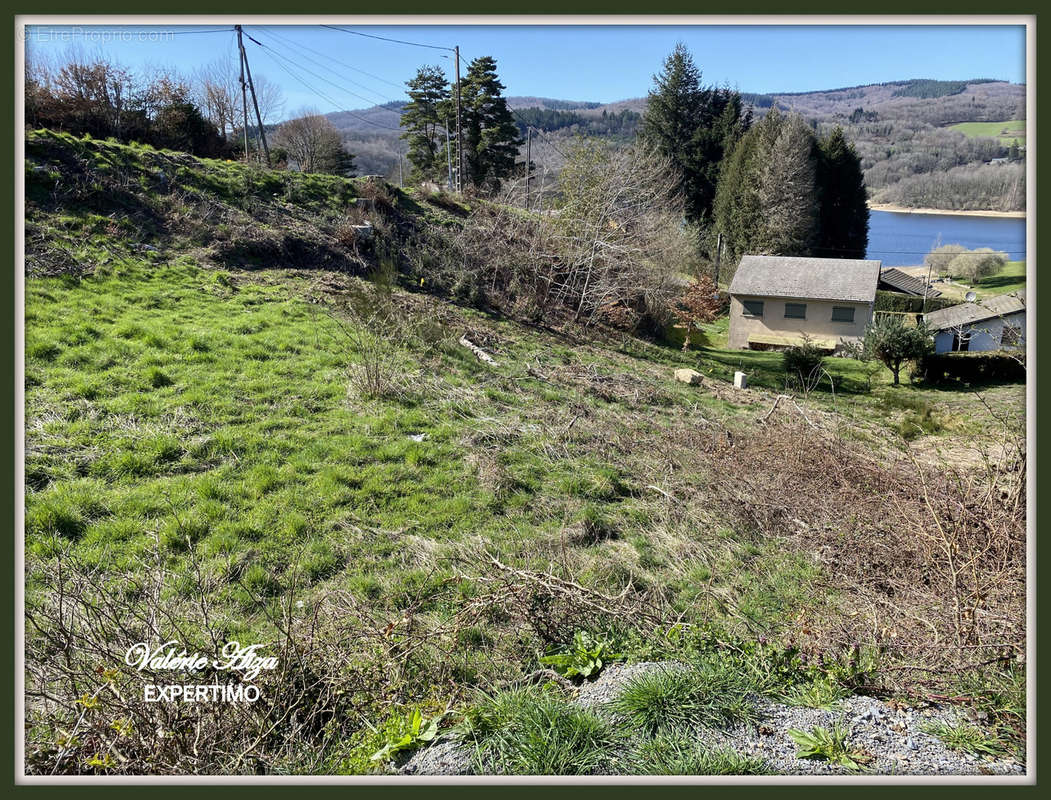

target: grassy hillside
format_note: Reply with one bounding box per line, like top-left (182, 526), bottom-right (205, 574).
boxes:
top-left (23, 131), bottom-right (1025, 775)
top-left (949, 119), bottom-right (1026, 146)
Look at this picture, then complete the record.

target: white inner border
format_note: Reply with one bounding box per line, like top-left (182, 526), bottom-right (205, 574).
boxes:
top-left (14, 13), bottom-right (1036, 786)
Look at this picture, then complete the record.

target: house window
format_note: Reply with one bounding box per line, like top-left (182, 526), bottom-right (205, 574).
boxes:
top-left (742, 300), bottom-right (764, 317)
top-left (784, 303), bottom-right (807, 320)
top-left (831, 306), bottom-right (855, 323)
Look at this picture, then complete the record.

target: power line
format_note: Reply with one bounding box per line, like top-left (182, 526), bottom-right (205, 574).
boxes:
top-left (243, 33), bottom-right (401, 131)
top-left (321, 24), bottom-right (454, 54)
top-left (247, 29), bottom-right (397, 110)
top-left (250, 45), bottom-right (400, 132)
top-left (526, 126), bottom-right (569, 159)
top-left (257, 26), bottom-right (403, 102)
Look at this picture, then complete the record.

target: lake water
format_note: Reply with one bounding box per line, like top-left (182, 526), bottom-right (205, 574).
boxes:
top-left (866, 210), bottom-right (1026, 267)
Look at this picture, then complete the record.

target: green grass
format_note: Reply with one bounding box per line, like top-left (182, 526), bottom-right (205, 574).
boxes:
top-left (625, 735), bottom-right (771, 775)
top-left (781, 678), bottom-right (852, 710)
top-left (974, 259), bottom-right (1026, 297)
top-left (24, 129), bottom-right (1027, 775)
top-left (612, 659), bottom-right (759, 735)
top-left (948, 119), bottom-right (1026, 146)
top-left (461, 687), bottom-right (622, 775)
top-left (921, 720), bottom-right (1007, 758)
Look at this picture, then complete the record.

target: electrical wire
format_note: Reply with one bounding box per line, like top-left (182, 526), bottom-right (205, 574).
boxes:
top-left (321, 25), bottom-right (454, 55)
top-left (242, 33), bottom-right (401, 131)
top-left (256, 26), bottom-right (403, 102)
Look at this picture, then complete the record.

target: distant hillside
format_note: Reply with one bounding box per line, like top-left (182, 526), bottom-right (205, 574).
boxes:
top-left (325, 79), bottom-right (1025, 210)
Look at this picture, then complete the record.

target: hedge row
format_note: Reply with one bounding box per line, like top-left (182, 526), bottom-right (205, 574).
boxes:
top-left (875, 290), bottom-right (958, 313)
top-left (919, 350), bottom-right (1026, 384)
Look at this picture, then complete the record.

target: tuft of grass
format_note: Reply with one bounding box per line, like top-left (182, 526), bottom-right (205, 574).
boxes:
top-left (461, 687), bottom-right (622, 775)
top-left (612, 660), bottom-right (758, 735)
top-left (787, 722), bottom-right (869, 772)
top-left (782, 678), bottom-right (852, 710)
top-left (147, 366), bottom-right (174, 388)
top-left (921, 720), bottom-right (1007, 758)
top-left (624, 734), bottom-right (771, 775)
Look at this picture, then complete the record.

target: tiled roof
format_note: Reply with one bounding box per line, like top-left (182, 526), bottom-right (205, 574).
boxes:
top-left (924, 290), bottom-right (1026, 330)
top-left (878, 268), bottom-right (942, 297)
top-left (729, 255), bottom-right (881, 303)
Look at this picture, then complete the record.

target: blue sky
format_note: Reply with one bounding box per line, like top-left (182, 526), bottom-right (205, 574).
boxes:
top-left (25, 23), bottom-right (1026, 114)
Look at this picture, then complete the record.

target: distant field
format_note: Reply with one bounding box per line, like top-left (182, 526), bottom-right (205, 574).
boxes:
top-left (908, 259), bottom-right (1026, 301)
top-left (949, 119), bottom-right (1026, 146)
top-left (974, 259), bottom-right (1027, 297)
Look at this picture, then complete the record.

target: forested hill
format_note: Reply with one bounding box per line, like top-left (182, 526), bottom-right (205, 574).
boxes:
top-left (331, 78), bottom-right (1025, 212)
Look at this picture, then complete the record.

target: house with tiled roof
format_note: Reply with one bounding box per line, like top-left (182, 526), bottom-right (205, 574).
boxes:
top-left (877, 267), bottom-right (942, 298)
top-left (727, 255), bottom-right (881, 351)
top-left (924, 290), bottom-right (1026, 353)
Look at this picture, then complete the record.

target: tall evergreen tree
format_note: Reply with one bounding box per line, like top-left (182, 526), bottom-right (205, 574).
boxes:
top-left (715, 114), bottom-right (869, 264)
top-left (453, 56), bottom-right (522, 192)
top-left (757, 113), bottom-right (819, 255)
top-left (400, 65), bottom-right (450, 184)
top-left (815, 126), bottom-right (869, 259)
top-left (641, 44), bottom-right (751, 224)
top-left (641, 44), bottom-right (703, 216)
top-left (714, 110), bottom-right (820, 261)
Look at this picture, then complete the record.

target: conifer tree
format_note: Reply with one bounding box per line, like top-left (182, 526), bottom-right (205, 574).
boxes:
top-left (815, 126), bottom-right (869, 259)
top-left (714, 112), bottom-right (869, 264)
top-left (400, 65), bottom-right (451, 184)
top-left (454, 56), bottom-right (522, 192)
top-left (641, 44), bottom-right (751, 224)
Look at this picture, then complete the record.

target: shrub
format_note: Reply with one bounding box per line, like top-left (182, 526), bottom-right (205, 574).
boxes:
top-left (874, 290), bottom-right (957, 314)
top-left (672, 276), bottom-right (727, 350)
top-left (920, 351), bottom-right (1026, 385)
top-left (863, 316), bottom-right (933, 385)
top-left (783, 335), bottom-right (825, 390)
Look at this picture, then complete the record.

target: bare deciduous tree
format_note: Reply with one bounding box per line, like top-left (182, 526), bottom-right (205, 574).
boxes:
top-left (550, 140), bottom-right (696, 325)
top-left (271, 110), bottom-right (351, 175)
top-left (193, 56), bottom-right (284, 142)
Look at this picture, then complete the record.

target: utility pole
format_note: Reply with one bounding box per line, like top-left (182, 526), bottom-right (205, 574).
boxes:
top-left (714, 232), bottom-right (722, 290)
top-left (444, 120), bottom-right (453, 190)
top-left (922, 259), bottom-right (934, 315)
top-left (236, 25), bottom-right (249, 161)
top-left (525, 126), bottom-right (531, 210)
top-left (399, 149), bottom-right (404, 186)
top-left (237, 26), bottom-right (270, 165)
top-left (454, 45), bottom-right (463, 193)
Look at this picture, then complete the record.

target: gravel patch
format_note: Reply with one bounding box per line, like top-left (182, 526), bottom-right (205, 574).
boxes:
top-left (399, 739), bottom-right (474, 776)
top-left (697, 696), bottom-right (1024, 776)
top-left (401, 661), bottom-right (1025, 776)
top-left (573, 660), bottom-right (689, 712)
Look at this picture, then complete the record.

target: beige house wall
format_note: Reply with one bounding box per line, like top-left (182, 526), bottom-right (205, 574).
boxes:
top-left (728, 295), bottom-right (874, 350)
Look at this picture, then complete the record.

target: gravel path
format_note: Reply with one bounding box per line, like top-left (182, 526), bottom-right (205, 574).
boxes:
top-left (401, 661), bottom-right (1025, 776)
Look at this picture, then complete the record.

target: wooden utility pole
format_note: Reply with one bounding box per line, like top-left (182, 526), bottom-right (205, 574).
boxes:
top-left (922, 259), bottom-right (934, 315)
top-left (525, 126), bottom-right (531, 209)
top-left (238, 26), bottom-right (270, 165)
top-left (236, 26), bottom-right (249, 161)
top-left (454, 45), bottom-right (463, 193)
top-left (714, 232), bottom-right (722, 289)
top-left (444, 120), bottom-right (453, 190)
